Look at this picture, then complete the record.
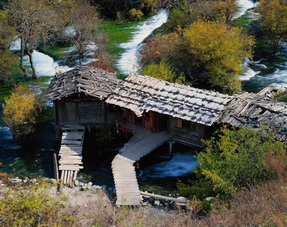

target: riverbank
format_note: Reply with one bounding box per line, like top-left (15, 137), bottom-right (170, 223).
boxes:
top-left (1, 174), bottom-right (286, 226)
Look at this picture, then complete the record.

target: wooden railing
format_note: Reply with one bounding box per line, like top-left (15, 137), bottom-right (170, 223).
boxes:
top-left (116, 120), bottom-right (135, 134)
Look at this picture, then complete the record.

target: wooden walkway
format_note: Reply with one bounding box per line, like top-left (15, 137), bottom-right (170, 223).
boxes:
top-left (112, 130), bottom-right (172, 205)
top-left (59, 125), bottom-right (85, 186)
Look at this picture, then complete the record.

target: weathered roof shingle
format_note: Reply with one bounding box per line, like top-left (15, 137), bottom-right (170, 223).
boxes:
top-left (46, 66), bottom-right (119, 101)
top-left (106, 74), bottom-right (232, 126)
top-left (219, 92), bottom-right (287, 142)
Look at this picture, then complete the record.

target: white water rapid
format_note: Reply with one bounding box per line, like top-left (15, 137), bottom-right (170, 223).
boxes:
top-left (235, 1), bottom-right (287, 90)
top-left (10, 39), bottom-right (72, 77)
top-left (140, 152), bottom-right (198, 179)
top-left (233, 0), bottom-right (258, 20)
top-left (234, 0), bottom-right (260, 82)
top-left (116, 9), bottom-right (169, 75)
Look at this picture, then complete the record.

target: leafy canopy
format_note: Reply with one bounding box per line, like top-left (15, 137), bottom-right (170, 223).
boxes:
top-left (197, 126), bottom-right (287, 196)
top-left (2, 84), bottom-right (41, 143)
top-left (256, 0), bottom-right (287, 53)
top-left (183, 21), bottom-right (254, 94)
top-left (142, 60), bottom-right (187, 84)
top-left (0, 49), bottom-right (17, 86)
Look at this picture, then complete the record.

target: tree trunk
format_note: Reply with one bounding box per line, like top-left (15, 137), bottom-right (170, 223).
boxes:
top-left (19, 37), bottom-right (28, 79)
top-left (27, 49), bottom-right (38, 80)
top-left (79, 51), bottom-right (83, 66)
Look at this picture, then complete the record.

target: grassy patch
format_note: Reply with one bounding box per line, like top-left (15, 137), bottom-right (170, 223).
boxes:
top-left (38, 43), bottom-right (74, 61)
top-left (100, 20), bottom-right (141, 56)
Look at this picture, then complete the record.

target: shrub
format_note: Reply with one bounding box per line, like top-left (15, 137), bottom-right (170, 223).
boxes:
top-left (179, 126), bottom-right (287, 203)
top-left (128, 8), bottom-right (144, 21)
top-left (2, 84), bottom-right (42, 144)
top-left (0, 182), bottom-right (76, 226)
top-left (142, 60), bottom-right (187, 84)
top-left (141, 33), bottom-right (180, 64)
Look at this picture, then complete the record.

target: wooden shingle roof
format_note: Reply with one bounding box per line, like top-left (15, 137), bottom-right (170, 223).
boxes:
top-left (219, 92), bottom-right (287, 142)
top-left (46, 66), bottom-right (119, 101)
top-left (106, 74), bottom-right (232, 126)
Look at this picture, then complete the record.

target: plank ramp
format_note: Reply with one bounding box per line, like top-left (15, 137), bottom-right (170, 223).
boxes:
top-left (59, 125), bottom-right (85, 186)
top-left (112, 130), bottom-right (172, 206)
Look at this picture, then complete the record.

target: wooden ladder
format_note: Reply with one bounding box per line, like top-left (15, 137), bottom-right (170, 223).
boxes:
top-left (59, 125), bottom-right (85, 186)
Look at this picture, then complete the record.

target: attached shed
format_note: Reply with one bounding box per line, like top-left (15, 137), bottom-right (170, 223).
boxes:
top-left (219, 92), bottom-right (287, 142)
top-left (46, 66), bottom-right (121, 127)
top-left (106, 74), bottom-right (232, 147)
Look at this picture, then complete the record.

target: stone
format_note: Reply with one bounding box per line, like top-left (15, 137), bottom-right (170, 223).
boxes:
top-left (154, 200), bottom-right (160, 206)
top-left (176, 196), bottom-right (187, 203)
top-left (205, 197), bottom-right (215, 201)
top-left (10, 177), bottom-right (22, 184)
top-left (74, 180), bottom-right (79, 186)
top-left (91, 185), bottom-right (102, 190)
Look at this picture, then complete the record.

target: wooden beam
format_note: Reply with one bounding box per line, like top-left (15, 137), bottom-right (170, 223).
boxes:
top-left (140, 191), bottom-right (188, 203)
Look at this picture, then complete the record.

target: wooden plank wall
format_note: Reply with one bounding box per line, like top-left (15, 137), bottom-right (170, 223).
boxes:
top-left (168, 117), bottom-right (206, 147)
top-left (55, 100), bottom-right (121, 126)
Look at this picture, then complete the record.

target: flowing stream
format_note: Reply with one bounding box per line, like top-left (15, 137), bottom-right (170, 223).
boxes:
top-left (235, 0), bottom-right (287, 92)
top-left (116, 9), bottom-right (168, 75)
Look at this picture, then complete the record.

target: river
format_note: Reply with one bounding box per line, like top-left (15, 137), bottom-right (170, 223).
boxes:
top-left (1, 2), bottom-right (286, 185)
top-left (116, 9), bottom-right (168, 75)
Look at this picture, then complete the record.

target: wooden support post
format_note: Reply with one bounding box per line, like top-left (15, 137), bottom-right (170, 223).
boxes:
top-left (67, 170), bottom-right (71, 186)
top-left (60, 170), bottom-right (64, 191)
top-left (53, 152), bottom-right (59, 181)
top-left (168, 140), bottom-right (174, 157)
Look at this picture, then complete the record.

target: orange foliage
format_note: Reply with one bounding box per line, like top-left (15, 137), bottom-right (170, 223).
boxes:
top-left (141, 33), bottom-right (180, 64)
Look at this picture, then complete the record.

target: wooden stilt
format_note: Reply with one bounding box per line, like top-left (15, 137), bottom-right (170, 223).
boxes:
top-left (168, 140), bottom-right (174, 157)
top-left (53, 152), bottom-right (59, 181)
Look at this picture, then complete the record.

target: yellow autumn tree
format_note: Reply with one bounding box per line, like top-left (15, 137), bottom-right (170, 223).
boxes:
top-left (2, 84), bottom-right (40, 143)
top-left (256, 0), bottom-right (287, 53)
top-left (183, 21), bottom-right (254, 94)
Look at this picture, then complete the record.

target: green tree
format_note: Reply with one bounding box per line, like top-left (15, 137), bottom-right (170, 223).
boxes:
top-left (7, 0), bottom-right (58, 79)
top-left (0, 49), bottom-right (17, 86)
top-left (63, 1), bottom-right (104, 66)
top-left (2, 84), bottom-right (41, 144)
top-left (0, 9), bottom-right (15, 49)
top-left (256, 0), bottom-right (287, 53)
top-left (197, 127), bottom-right (287, 197)
top-left (166, 0), bottom-right (237, 31)
top-left (183, 21), bottom-right (254, 94)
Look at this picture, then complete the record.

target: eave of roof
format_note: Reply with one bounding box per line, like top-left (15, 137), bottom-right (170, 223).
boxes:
top-left (106, 74), bottom-right (233, 126)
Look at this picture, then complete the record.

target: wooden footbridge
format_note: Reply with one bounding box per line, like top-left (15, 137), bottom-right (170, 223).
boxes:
top-left (112, 128), bottom-right (172, 206)
top-left (59, 125), bottom-right (85, 186)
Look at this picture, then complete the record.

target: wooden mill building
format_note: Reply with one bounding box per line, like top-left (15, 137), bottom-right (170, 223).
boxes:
top-left (106, 74), bottom-right (232, 147)
top-left (47, 67), bottom-right (287, 205)
top-left (46, 66), bottom-right (121, 127)
top-left (46, 66), bottom-right (121, 186)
